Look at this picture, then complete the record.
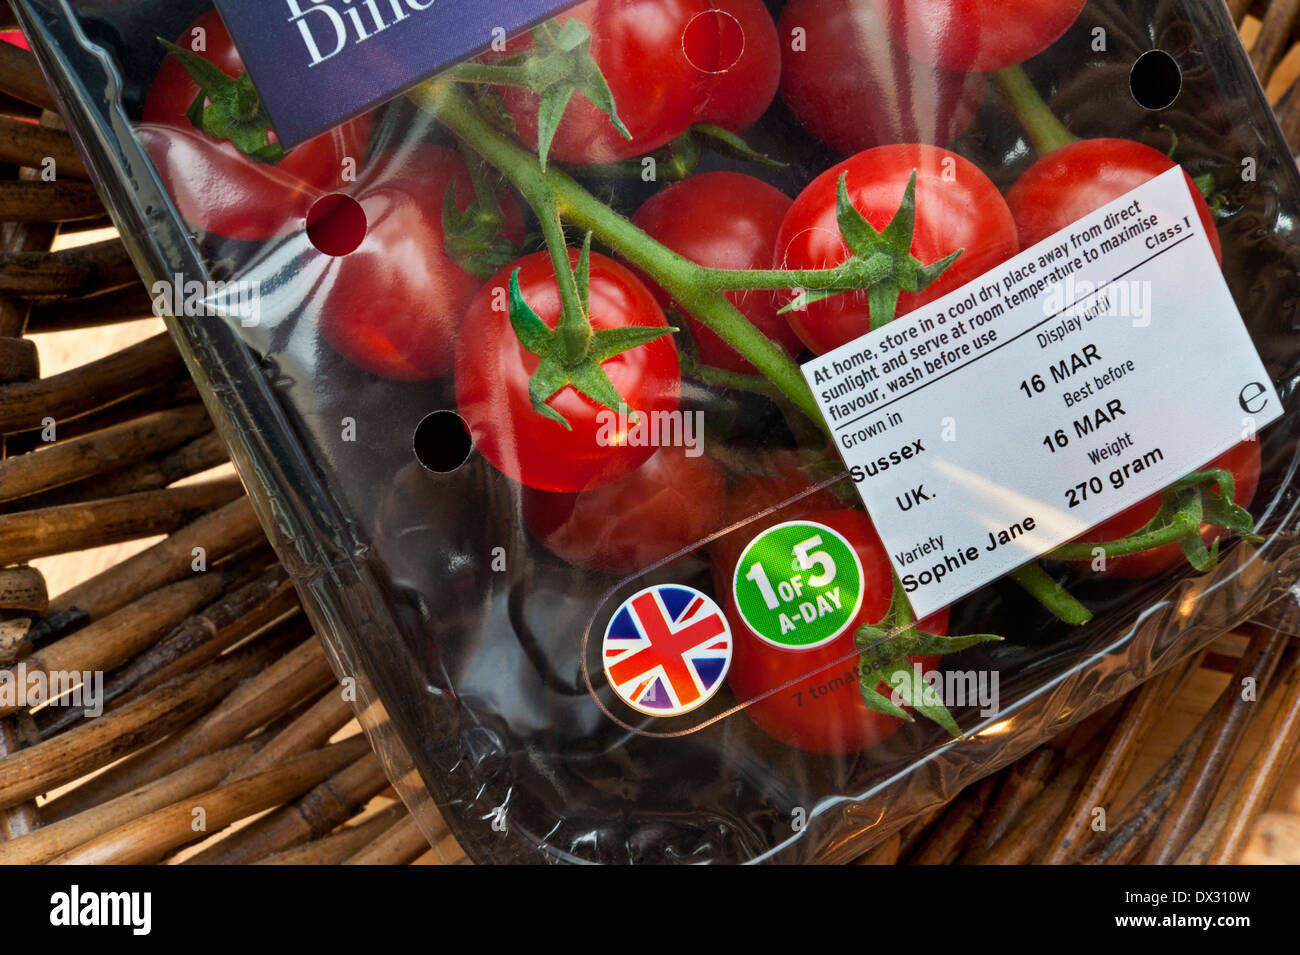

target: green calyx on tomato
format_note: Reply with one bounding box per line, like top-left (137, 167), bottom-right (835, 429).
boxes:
top-left (440, 155), bottom-right (522, 278)
top-left (466, 0), bottom-right (780, 168)
top-left (1051, 466), bottom-right (1259, 572)
top-left (448, 19), bottom-right (629, 169)
top-left (156, 38), bottom-right (285, 164)
top-left (784, 171), bottom-right (963, 330)
top-left (509, 234), bottom-right (675, 430)
top-left (854, 575), bottom-right (1001, 737)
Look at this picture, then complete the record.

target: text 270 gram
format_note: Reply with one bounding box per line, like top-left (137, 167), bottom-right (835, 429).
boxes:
top-left (1065, 475), bottom-right (1108, 508)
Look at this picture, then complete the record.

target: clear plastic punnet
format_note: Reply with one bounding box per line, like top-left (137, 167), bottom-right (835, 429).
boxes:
top-left (16, 0), bottom-right (1300, 863)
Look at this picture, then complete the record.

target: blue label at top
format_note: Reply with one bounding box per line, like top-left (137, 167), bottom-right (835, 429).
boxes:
top-left (213, 0), bottom-right (578, 148)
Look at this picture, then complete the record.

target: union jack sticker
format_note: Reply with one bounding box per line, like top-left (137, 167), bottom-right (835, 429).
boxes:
top-left (603, 585), bottom-right (733, 717)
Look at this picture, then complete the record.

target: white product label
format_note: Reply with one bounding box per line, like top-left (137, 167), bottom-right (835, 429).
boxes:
top-left (801, 168), bottom-right (1281, 619)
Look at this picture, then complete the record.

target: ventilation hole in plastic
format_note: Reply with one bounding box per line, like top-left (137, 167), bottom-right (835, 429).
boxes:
top-left (1129, 50), bottom-right (1182, 111)
top-left (682, 10), bottom-right (744, 75)
top-left (413, 411), bottom-right (473, 473)
top-left (306, 193), bottom-right (367, 256)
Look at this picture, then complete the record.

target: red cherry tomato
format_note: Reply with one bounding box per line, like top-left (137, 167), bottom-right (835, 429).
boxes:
top-left (523, 443), bottom-right (726, 573)
top-left (724, 509), bottom-right (949, 754)
top-left (1006, 138), bottom-right (1222, 263)
top-left (709, 449), bottom-right (844, 598)
top-left (777, 143), bottom-right (1018, 354)
top-left (778, 0), bottom-right (987, 155)
top-left (140, 10), bottom-right (372, 241)
top-left (630, 172), bottom-right (801, 374)
top-left (314, 145), bottom-right (524, 381)
top-left (1068, 442), bottom-right (1262, 579)
top-left (499, 0), bottom-right (779, 164)
top-left (456, 250), bottom-right (682, 492)
top-left (693, 0), bottom-right (782, 133)
top-left (870, 0), bottom-right (1087, 73)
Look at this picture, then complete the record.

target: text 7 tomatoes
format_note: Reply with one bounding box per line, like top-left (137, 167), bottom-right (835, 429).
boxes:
top-left (725, 509), bottom-right (949, 755)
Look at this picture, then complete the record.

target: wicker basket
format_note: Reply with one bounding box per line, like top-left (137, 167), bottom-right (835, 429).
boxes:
top-left (0, 0), bottom-right (1296, 865)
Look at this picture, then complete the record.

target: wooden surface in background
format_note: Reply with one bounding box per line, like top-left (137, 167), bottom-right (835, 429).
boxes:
top-left (3, 4), bottom-right (1297, 865)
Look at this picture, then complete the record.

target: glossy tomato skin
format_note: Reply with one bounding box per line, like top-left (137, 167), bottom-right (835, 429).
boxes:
top-left (140, 10), bottom-right (372, 241)
top-left (1070, 442), bottom-right (1262, 578)
top-left (724, 509), bottom-right (949, 755)
top-left (631, 172), bottom-right (801, 374)
top-left (316, 145), bottom-right (523, 381)
top-left (778, 0), bottom-right (987, 155)
top-left (500, 0), bottom-right (709, 165)
top-left (522, 443), bottom-right (726, 573)
top-left (1006, 138), bottom-right (1222, 263)
top-left (692, 0), bottom-right (782, 133)
top-left (870, 0), bottom-right (1087, 73)
top-left (709, 449), bottom-right (843, 598)
top-left (778, 144), bottom-right (1018, 355)
top-left (456, 250), bottom-right (681, 492)
top-left (499, 0), bottom-right (778, 164)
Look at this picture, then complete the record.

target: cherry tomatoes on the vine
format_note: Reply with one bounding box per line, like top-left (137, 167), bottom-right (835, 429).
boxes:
top-left (456, 250), bottom-right (682, 492)
top-left (777, 143), bottom-right (1018, 354)
top-left (778, 0), bottom-right (987, 155)
top-left (499, 0), bottom-right (779, 164)
top-left (313, 146), bottom-right (524, 381)
top-left (725, 509), bottom-right (949, 755)
top-left (1067, 442), bottom-right (1261, 579)
top-left (523, 443), bottom-right (726, 573)
top-left (631, 172), bottom-right (801, 374)
top-left (870, 0), bottom-right (1087, 73)
top-left (1006, 138), bottom-right (1222, 263)
top-left (140, 10), bottom-right (372, 242)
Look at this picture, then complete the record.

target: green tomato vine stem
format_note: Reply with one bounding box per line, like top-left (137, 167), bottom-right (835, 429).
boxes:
top-left (691, 257), bottom-right (894, 293)
top-left (992, 65), bottom-right (1079, 156)
top-left (411, 79), bottom-right (1093, 626)
top-left (412, 80), bottom-right (826, 425)
top-left (995, 73), bottom-right (1260, 574)
top-left (1048, 513), bottom-right (1200, 561)
top-left (532, 197), bottom-right (591, 364)
top-left (693, 364), bottom-right (782, 400)
top-left (1008, 563), bottom-right (1093, 625)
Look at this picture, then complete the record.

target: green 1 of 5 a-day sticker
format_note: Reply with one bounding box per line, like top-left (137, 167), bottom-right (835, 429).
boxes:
top-left (732, 521), bottom-right (865, 649)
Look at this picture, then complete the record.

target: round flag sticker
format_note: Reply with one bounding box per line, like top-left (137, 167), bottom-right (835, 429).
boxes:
top-left (603, 585), bottom-right (732, 717)
top-left (732, 521), bottom-right (865, 650)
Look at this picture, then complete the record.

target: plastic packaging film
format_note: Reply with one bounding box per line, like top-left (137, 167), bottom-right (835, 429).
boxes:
top-left (14, 0), bottom-right (1300, 863)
